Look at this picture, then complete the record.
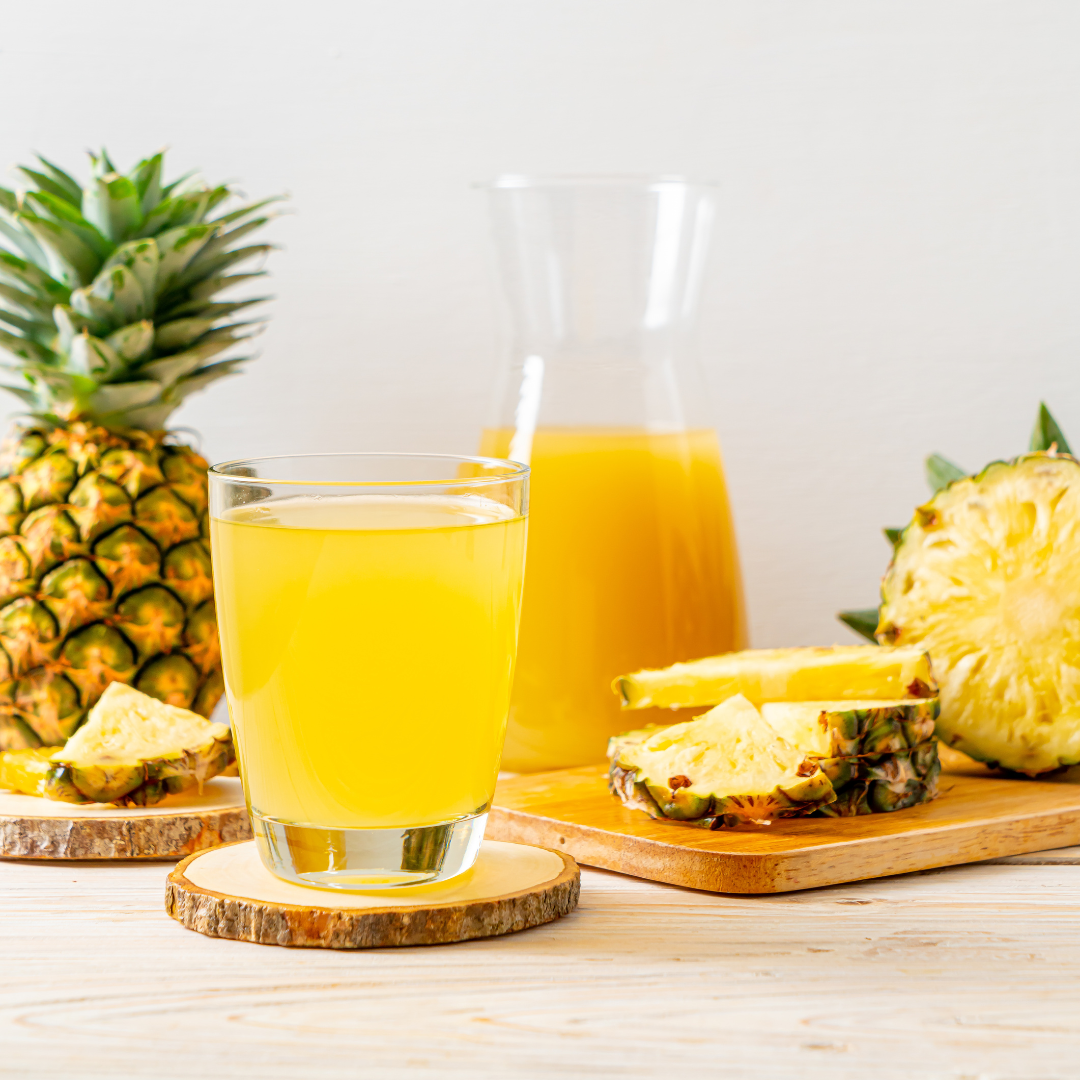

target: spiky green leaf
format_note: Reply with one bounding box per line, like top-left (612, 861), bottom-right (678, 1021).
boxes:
top-left (0, 214), bottom-right (49, 269)
top-left (129, 153), bottom-right (163, 215)
top-left (105, 321), bottom-right (154, 363)
top-left (21, 191), bottom-right (113, 258)
top-left (184, 271), bottom-right (267, 303)
top-left (15, 212), bottom-right (100, 286)
top-left (32, 155), bottom-right (83, 204)
top-left (88, 264), bottom-right (147, 325)
top-left (87, 380), bottom-right (161, 415)
top-left (209, 195), bottom-right (285, 228)
top-left (1030, 402), bottom-right (1072, 456)
top-left (154, 224), bottom-right (215, 292)
top-left (139, 338), bottom-right (234, 386)
top-left (69, 286), bottom-right (119, 327)
top-left (0, 306), bottom-right (51, 339)
top-left (160, 297), bottom-right (270, 322)
top-left (0, 283), bottom-right (52, 321)
top-left (0, 251), bottom-right (70, 303)
top-left (153, 317), bottom-right (215, 352)
top-left (838, 608), bottom-right (880, 642)
top-left (68, 333), bottom-right (126, 380)
top-left (100, 238), bottom-right (160, 302)
top-left (925, 453), bottom-right (967, 494)
top-left (53, 304), bottom-right (104, 351)
top-left (82, 174), bottom-right (143, 243)
top-left (0, 329), bottom-right (56, 365)
top-left (14, 167), bottom-right (79, 206)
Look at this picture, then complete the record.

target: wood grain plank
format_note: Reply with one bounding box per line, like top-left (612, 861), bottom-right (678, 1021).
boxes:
top-left (490, 765), bottom-right (1080, 892)
top-left (1, 855), bottom-right (1079, 1078)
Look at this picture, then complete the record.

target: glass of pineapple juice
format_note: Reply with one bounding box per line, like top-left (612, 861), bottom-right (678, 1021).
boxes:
top-left (208, 453), bottom-right (528, 890)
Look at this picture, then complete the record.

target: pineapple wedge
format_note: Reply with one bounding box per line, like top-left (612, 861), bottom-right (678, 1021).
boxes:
top-left (0, 683), bottom-right (234, 806)
top-left (614, 645), bottom-right (936, 710)
top-left (761, 700), bottom-right (940, 816)
top-left (608, 697), bottom-right (941, 826)
top-left (608, 695), bottom-right (836, 827)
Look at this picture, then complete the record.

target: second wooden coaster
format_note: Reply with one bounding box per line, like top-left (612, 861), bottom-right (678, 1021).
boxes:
top-left (0, 778), bottom-right (251, 860)
top-left (166, 839), bottom-right (580, 948)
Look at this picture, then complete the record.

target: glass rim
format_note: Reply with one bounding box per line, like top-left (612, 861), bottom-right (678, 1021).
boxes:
top-left (208, 451), bottom-right (530, 488)
top-left (484, 173), bottom-right (718, 192)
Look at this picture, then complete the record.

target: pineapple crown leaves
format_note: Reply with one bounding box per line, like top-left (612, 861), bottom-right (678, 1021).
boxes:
top-left (838, 402), bottom-right (1073, 642)
top-left (0, 148), bottom-right (285, 430)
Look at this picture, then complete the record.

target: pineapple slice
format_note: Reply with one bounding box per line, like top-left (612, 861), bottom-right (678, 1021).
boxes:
top-left (761, 700), bottom-right (940, 815)
top-left (880, 454), bottom-right (1080, 775)
top-left (614, 645), bottom-right (936, 710)
top-left (0, 683), bottom-right (234, 805)
top-left (0, 747), bottom-right (63, 800)
top-left (607, 695), bottom-right (836, 827)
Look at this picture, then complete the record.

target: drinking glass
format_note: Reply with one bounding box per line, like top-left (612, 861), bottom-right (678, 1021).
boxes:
top-left (209, 453), bottom-right (528, 890)
top-left (481, 175), bottom-right (746, 772)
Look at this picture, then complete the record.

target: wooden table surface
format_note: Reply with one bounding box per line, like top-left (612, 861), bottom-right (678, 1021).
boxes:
top-left (3, 845), bottom-right (1080, 1079)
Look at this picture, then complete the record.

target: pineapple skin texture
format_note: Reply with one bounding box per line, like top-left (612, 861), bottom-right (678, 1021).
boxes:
top-left (800, 700), bottom-right (940, 816)
top-left (879, 453), bottom-right (1080, 776)
top-left (0, 423), bottom-right (222, 750)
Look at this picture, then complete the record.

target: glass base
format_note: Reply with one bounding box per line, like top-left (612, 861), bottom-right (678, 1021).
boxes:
top-left (251, 811), bottom-right (488, 891)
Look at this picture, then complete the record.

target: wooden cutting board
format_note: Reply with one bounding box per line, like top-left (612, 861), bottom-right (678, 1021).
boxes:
top-left (488, 760), bottom-right (1080, 893)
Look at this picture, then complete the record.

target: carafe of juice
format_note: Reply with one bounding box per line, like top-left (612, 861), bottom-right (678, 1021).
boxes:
top-left (482, 176), bottom-right (747, 772)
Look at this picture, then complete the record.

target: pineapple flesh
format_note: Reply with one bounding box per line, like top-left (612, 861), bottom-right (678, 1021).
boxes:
top-left (608, 695), bottom-right (836, 828)
top-left (614, 645), bottom-right (936, 711)
top-left (0, 681), bottom-right (233, 805)
top-left (879, 453), bottom-right (1080, 775)
top-left (0, 149), bottom-right (278, 748)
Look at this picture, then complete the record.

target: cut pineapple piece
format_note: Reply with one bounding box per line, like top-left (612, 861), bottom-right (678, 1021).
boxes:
top-left (761, 699), bottom-right (940, 816)
top-left (607, 695), bottom-right (836, 827)
top-left (41, 682), bottom-right (234, 805)
top-left (880, 454), bottom-right (1080, 775)
top-left (0, 747), bottom-right (66, 800)
top-left (614, 645), bottom-right (936, 710)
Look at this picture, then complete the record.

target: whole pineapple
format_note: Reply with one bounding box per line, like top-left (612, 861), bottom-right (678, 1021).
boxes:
top-left (0, 149), bottom-right (278, 750)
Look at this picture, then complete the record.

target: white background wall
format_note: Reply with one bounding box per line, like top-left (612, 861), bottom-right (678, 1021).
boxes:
top-left (2, 0), bottom-right (1079, 647)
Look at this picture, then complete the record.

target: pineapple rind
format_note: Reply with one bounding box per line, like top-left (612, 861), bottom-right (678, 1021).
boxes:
top-left (615, 645), bottom-right (937, 710)
top-left (879, 454), bottom-right (1080, 776)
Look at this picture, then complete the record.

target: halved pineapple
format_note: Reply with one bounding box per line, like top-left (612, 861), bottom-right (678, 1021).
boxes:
top-left (607, 695), bottom-right (836, 828)
top-left (614, 645), bottom-right (936, 710)
top-left (761, 700), bottom-right (940, 815)
top-left (879, 453), bottom-right (1080, 775)
top-left (0, 682), bottom-right (233, 805)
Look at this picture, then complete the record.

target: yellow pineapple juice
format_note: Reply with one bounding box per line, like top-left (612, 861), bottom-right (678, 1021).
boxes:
top-left (479, 427), bottom-right (746, 771)
top-left (211, 495), bottom-right (526, 830)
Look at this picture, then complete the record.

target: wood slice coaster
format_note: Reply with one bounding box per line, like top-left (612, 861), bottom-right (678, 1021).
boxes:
top-left (166, 839), bottom-right (580, 949)
top-left (0, 777), bottom-right (251, 860)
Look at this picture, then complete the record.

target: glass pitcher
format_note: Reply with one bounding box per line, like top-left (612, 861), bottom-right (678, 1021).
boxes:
top-left (481, 175), bottom-right (746, 772)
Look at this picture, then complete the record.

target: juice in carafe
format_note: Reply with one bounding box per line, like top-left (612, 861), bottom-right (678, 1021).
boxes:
top-left (480, 426), bottom-right (745, 771)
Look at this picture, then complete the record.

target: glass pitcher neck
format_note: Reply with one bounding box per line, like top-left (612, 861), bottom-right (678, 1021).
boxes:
top-left (486, 175), bottom-right (716, 433)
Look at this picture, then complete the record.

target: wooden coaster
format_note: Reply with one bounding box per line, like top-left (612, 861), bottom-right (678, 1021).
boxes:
top-left (166, 839), bottom-right (580, 949)
top-left (0, 778), bottom-right (251, 860)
